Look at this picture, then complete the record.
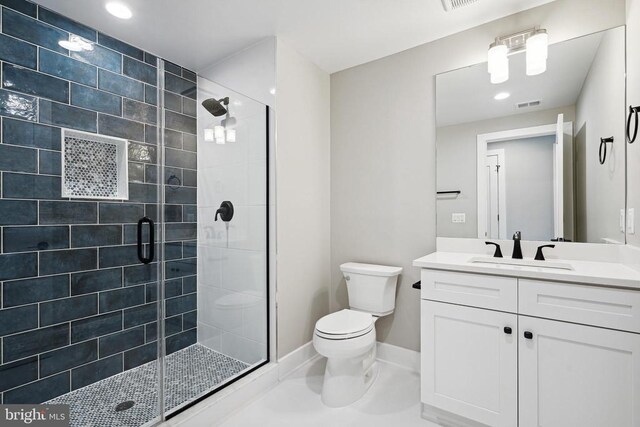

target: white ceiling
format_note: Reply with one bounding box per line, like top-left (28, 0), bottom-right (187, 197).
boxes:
top-left (436, 31), bottom-right (604, 127)
top-left (32, 0), bottom-right (557, 74)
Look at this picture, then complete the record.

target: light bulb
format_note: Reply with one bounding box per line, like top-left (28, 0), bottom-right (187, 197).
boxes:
top-left (226, 129), bottom-right (236, 143)
top-left (494, 92), bottom-right (510, 101)
top-left (214, 126), bottom-right (225, 140)
top-left (490, 58), bottom-right (509, 84)
top-left (488, 43), bottom-right (509, 84)
top-left (215, 137), bottom-right (225, 145)
top-left (526, 31), bottom-right (548, 76)
top-left (488, 43), bottom-right (507, 73)
top-left (204, 128), bottom-right (215, 142)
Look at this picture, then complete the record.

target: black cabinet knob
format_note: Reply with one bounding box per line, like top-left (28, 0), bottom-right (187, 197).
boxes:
top-left (504, 327), bottom-right (512, 335)
top-left (524, 331), bottom-right (533, 340)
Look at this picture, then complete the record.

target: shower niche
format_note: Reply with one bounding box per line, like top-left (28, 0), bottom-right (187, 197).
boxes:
top-left (61, 129), bottom-right (129, 200)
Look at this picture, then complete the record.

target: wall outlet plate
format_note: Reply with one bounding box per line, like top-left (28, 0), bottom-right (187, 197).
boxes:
top-left (452, 213), bottom-right (466, 223)
top-left (629, 208), bottom-right (635, 235)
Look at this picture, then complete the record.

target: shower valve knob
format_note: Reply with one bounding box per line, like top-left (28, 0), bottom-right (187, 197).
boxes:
top-left (215, 201), bottom-right (234, 222)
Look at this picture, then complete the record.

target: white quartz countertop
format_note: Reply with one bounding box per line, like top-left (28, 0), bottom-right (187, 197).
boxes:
top-left (413, 251), bottom-right (640, 289)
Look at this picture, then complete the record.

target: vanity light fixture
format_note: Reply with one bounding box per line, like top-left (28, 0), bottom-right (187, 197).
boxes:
top-left (488, 27), bottom-right (549, 84)
top-left (205, 120), bottom-right (236, 145)
top-left (494, 92), bottom-right (510, 101)
top-left (105, 2), bottom-right (133, 19)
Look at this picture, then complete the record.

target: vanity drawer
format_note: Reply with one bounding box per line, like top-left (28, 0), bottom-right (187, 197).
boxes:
top-left (519, 279), bottom-right (640, 333)
top-left (421, 270), bottom-right (517, 312)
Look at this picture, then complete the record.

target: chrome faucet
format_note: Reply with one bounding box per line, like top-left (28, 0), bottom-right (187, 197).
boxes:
top-left (512, 231), bottom-right (523, 259)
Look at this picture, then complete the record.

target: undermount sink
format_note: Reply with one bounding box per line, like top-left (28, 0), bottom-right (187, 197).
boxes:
top-left (468, 256), bottom-right (574, 271)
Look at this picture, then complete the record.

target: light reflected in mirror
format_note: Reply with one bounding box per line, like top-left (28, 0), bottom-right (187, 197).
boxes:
top-left (436, 26), bottom-right (626, 244)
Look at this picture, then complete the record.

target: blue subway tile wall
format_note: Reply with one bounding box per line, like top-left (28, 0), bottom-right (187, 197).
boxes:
top-left (2, 63), bottom-right (70, 103)
top-left (0, 0), bottom-right (198, 404)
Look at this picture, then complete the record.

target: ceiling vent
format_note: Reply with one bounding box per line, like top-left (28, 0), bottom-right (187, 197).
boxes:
top-left (516, 100), bottom-right (541, 109)
top-left (441, 0), bottom-right (480, 12)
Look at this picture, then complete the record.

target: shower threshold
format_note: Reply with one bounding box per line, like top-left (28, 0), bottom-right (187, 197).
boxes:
top-left (47, 344), bottom-right (250, 427)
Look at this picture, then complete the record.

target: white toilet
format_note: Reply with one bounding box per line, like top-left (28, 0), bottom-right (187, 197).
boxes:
top-left (313, 262), bottom-right (402, 407)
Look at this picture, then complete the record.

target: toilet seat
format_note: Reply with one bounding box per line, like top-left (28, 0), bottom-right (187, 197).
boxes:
top-left (315, 309), bottom-right (374, 340)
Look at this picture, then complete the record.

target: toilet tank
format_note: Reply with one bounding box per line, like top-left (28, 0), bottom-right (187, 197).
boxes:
top-left (341, 262), bottom-right (403, 316)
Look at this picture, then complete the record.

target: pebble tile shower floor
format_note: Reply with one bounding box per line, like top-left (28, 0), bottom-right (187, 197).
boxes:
top-left (46, 344), bottom-right (249, 427)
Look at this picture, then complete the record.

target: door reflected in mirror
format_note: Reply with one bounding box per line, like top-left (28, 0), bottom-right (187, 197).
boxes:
top-left (436, 26), bottom-right (626, 244)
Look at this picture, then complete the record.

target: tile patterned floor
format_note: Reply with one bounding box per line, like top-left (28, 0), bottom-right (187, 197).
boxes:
top-left (47, 344), bottom-right (250, 427)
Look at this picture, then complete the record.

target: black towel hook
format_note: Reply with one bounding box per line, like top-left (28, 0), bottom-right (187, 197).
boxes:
top-left (628, 105), bottom-right (640, 144)
top-left (599, 136), bottom-right (614, 165)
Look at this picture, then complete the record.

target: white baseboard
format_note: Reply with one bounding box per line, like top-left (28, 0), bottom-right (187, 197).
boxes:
top-left (376, 342), bottom-right (420, 373)
top-left (277, 341), bottom-right (320, 380)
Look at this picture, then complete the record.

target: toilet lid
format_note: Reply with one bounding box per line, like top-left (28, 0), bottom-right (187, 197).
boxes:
top-left (315, 309), bottom-right (373, 336)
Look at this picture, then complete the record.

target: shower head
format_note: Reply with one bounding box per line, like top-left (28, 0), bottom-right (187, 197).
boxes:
top-left (202, 97), bottom-right (229, 117)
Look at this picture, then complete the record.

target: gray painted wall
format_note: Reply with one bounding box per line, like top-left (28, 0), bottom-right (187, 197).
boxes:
top-left (575, 27), bottom-right (626, 244)
top-left (627, 0), bottom-right (640, 246)
top-left (276, 40), bottom-right (331, 358)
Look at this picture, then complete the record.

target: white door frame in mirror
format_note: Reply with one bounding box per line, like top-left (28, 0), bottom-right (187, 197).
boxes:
top-left (476, 119), bottom-right (573, 240)
top-left (485, 149), bottom-right (507, 239)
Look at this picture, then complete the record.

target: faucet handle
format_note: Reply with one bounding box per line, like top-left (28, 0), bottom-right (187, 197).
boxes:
top-left (535, 244), bottom-right (555, 261)
top-left (485, 242), bottom-right (503, 258)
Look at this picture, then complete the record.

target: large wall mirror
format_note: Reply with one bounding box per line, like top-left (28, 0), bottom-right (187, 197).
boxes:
top-left (436, 26), bottom-right (627, 244)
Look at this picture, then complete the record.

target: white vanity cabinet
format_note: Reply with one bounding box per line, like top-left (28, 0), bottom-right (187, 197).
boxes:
top-left (420, 269), bottom-right (640, 427)
top-left (421, 300), bottom-right (517, 426)
top-left (518, 316), bottom-right (640, 427)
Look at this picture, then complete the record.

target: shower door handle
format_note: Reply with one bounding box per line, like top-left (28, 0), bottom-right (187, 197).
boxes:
top-left (137, 217), bottom-right (155, 264)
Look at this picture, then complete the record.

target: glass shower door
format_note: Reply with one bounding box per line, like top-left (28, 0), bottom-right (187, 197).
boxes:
top-left (159, 70), bottom-right (269, 416)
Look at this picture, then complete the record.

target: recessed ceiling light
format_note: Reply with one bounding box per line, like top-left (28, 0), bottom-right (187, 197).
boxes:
top-left (494, 92), bottom-right (511, 100)
top-left (105, 2), bottom-right (132, 19)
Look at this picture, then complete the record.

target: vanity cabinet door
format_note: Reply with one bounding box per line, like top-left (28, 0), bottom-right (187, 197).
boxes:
top-left (519, 316), bottom-right (640, 427)
top-left (421, 300), bottom-right (517, 427)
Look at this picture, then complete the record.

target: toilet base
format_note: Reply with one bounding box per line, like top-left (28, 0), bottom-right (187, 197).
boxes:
top-left (320, 346), bottom-right (378, 407)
